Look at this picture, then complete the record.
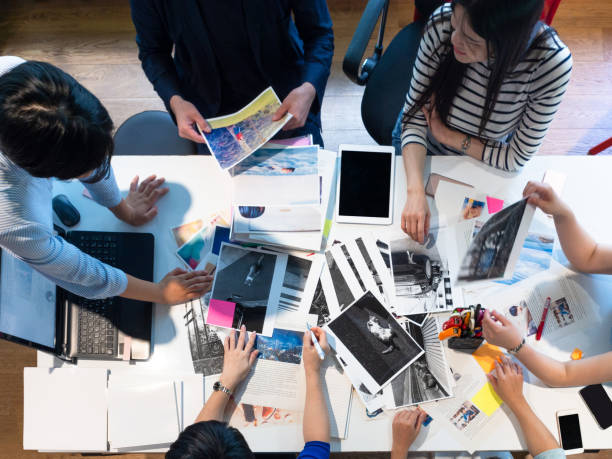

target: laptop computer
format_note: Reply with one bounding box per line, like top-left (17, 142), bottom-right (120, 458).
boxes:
top-left (0, 230), bottom-right (154, 362)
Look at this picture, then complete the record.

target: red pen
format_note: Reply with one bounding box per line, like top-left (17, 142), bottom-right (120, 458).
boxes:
top-left (535, 297), bottom-right (551, 341)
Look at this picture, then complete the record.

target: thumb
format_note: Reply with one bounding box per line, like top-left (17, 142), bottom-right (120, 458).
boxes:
top-left (249, 349), bottom-right (259, 366)
top-left (130, 175), bottom-right (139, 192)
top-left (273, 100), bottom-right (290, 121)
top-left (489, 309), bottom-right (510, 326)
top-left (167, 267), bottom-right (186, 276)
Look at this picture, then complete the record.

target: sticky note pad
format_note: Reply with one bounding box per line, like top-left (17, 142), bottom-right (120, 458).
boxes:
top-left (471, 383), bottom-right (503, 416)
top-left (207, 299), bottom-right (235, 328)
top-left (486, 197), bottom-right (504, 214)
top-left (472, 343), bottom-right (504, 374)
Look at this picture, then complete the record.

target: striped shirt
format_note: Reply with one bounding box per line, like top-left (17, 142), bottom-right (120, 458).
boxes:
top-left (401, 5), bottom-right (572, 172)
top-left (0, 56), bottom-right (128, 299)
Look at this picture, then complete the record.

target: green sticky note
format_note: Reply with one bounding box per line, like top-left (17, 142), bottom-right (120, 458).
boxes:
top-left (323, 219), bottom-right (333, 238)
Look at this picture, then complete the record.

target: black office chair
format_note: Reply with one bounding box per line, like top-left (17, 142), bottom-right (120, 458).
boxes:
top-left (113, 110), bottom-right (197, 156)
top-left (343, 0), bottom-right (444, 147)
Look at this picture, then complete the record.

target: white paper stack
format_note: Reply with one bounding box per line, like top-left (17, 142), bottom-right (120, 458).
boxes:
top-left (231, 148), bottom-right (338, 252)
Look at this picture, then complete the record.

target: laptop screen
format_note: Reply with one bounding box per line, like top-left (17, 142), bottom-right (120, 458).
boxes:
top-left (0, 249), bottom-right (57, 349)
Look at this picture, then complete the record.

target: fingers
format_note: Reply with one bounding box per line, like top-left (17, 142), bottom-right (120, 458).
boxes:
top-left (193, 112), bottom-right (210, 134)
top-left (487, 372), bottom-right (498, 389)
top-left (138, 175), bottom-right (156, 193)
top-left (424, 213), bottom-right (431, 238)
top-left (237, 325), bottom-right (247, 349)
top-left (490, 309), bottom-right (510, 326)
top-left (273, 101), bottom-right (290, 122)
top-left (409, 216), bottom-right (418, 242)
top-left (401, 214), bottom-right (408, 234)
top-left (229, 329), bottom-right (237, 349)
top-left (167, 267), bottom-right (187, 276)
top-left (248, 349), bottom-right (259, 366)
top-left (416, 408), bottom-right (428, 428)
top-left (224, 336), bottom-right (230, 352)
top-left (417, 214), bottom-right (425, 244)
top-left (130, 176), bottom-right (139, 192)
top-left (245, 328), bottom-right (257, 353)
top-left (303, 330), bottom-right (314, 349)
top-left (143, 206), bottom-right (158, 221)
top-left (143, 177), bottom-right (166, 195)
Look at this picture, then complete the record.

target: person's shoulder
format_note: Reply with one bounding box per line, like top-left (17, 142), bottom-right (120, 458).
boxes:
top-left (423, 4), bottom-right (452, 46)
top-left (297, 440), bottom-right (330, 459)
top-left (528, 25), bottom-right (572, 68)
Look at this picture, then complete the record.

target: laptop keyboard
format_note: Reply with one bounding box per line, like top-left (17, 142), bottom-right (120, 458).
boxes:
top-left (71, 233), bottom-right (119, 356)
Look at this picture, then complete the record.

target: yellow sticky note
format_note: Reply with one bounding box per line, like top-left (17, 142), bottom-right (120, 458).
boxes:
top-left (323, 219), bottom-right (333, 238)
top-left (471, 383), bottom-right (503, 416)
top-left (472, 343), bottom-right (504, 374)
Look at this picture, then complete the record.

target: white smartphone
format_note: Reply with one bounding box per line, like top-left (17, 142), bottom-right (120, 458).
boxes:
top-left (556, 410), bottom-right (584, 455)
top-left (335, 144), bottom-right (395, 225)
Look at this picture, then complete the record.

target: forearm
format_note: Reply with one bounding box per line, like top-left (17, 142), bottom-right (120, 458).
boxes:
top-left (509, 397), bottom-right (559, 456)
top-left (401, 143), bottom-right (427, 191)
top-left (514, 345), bottom-right (569, 387)
top-left (194, 392), bottom-right (230, 423)
top-left (439, 128), bottom-right (485, 161)
top-left (120, 274), bottom-right (163, 303)
top-left (303, 370), bottom-right (330, 443)
top-left (554, 211), bottom-right (612, 274)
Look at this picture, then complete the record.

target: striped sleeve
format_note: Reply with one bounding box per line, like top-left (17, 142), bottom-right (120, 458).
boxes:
top-left (80, 165), bottom-right (122, 208)
top-left (400, 6), bottom-right (450, 151)
top-left (482, 42), bottom-right (573, 171)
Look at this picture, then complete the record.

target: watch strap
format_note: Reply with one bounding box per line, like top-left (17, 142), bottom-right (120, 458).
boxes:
top-left (508, 337), bottom-right (526, 355)
top-left (213, 381), bottom-right (232, 396)
top-left (461, 134), bottom-right (472, 154)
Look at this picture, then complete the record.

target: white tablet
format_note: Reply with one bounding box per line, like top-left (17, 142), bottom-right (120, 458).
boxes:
top-left (335, 144), bottom-right (395, 225)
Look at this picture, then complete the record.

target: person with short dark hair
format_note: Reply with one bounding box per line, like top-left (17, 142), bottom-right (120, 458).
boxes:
top-left (166, 325), bottom-right (332, 459)
top-left (395, 0), bottom-right (572, 244)
top-left (0, 56), bottom-right (212, 304)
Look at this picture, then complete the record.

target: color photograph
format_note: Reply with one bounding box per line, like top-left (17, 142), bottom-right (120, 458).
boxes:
top-left (176, 226), bottom-right (210, 270)
top-left (327, 292), bottom-right (423, 389)
top-left (230, 145), bottom-right (318, 177)
top-left (450, 401), bottom-right (481, 431)
top-left (495, 232), bottom-right (554, 286)
top-left (171, 219), bottom-right (204, 247)
top-left (255, 328), bottom-right (303, 364)
top-left (462, 198), bottom-right (485, 220)
top-left (552, 297), bottom-right (575, 327)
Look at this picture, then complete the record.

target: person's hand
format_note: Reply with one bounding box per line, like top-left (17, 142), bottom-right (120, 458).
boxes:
top-left (220, 325), bottom-right (259, 391)
top-left (111, 175), bottom-right (169, 226)
top-left (523, 181), bottom-right (571, 218)
top-left (302, 326), bottom-right (329, 374)
top-left (273, 83), bottom-right (316, 130)
top-left (401, 189), bottom-right (430, 243)
top-left (169, 95), bottom-right (210, 143)
top-left (487, 356), bottom-right (525, 409)
top-left (482, 310), bottom-right (523, 351)
top-left (423, 100), bottom-right (452, 144)
top-left (157, 267), bottom-right (213, 304)
top-left (391, 407), bottom-right (428, 459)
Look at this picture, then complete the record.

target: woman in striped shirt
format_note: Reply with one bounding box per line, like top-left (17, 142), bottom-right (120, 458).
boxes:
top-left (393, 0), bottom-right (572, 242)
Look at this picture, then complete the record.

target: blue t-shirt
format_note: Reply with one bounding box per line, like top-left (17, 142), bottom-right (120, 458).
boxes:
top-left (297, 441), bottom-right (330, 459)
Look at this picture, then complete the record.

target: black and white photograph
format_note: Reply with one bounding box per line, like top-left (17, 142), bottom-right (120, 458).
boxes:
top-left (209, 243), bottom-right (286, 336)
top-left (458, 198), bottom-right (534, 282)
top-left (327, 291), bottom-right (424, 393)
top-left (340, 244), bottom-right (366, 291)
top-left (309, 279), bottom-right (331, 326)
top-left (278, 255), bottom-right (311, 314)
top-left (355, 237), bottom-right (386, 298)
top-left (386, 316), bottom-right (452, 408)
top-left (390, 234), bottom-right (446, 314)
top-left (324, 249), bottom-right (356, 311)
top-left (184, 299), bottom-right (225, 376)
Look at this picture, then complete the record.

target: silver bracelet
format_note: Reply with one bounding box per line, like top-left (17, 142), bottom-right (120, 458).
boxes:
top-left (508, 337), bottom-right (526, 355)
top-left (461, 134), bottom-right (472, 154)
top-left (213, 380), bottom-right (232, 396)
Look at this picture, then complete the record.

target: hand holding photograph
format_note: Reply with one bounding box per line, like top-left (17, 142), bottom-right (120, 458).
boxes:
top-left (325, 291), bottom-right (424, 394)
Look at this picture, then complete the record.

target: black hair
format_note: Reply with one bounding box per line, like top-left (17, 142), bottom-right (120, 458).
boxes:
top-left (404, 0), bottom-right (550, 137)
top-left (166, 421), bottom-right (254, 459)
top-left (0, 61), bottom-right (113, 181)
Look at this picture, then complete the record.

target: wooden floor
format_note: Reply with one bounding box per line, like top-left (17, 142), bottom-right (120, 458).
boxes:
top-left (1, 1), bottom-right (612, 458)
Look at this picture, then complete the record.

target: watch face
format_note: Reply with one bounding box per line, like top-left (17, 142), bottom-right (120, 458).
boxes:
top-left (213, 381), bottom-right (221, 391)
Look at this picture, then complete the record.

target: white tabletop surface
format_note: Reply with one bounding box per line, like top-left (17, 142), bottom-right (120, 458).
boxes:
top-left (39, 154), bottom-right (612, 453)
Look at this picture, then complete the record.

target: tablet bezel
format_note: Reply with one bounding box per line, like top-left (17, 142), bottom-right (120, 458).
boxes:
top-left (335, 144), bottom-right (395, 225)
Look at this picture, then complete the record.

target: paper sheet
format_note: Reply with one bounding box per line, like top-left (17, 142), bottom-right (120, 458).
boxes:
top-left (472, 344), bottom-right (504, 374)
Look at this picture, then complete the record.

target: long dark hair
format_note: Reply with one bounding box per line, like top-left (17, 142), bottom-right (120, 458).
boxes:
top-left (404, 0), bottom-right (549, 137)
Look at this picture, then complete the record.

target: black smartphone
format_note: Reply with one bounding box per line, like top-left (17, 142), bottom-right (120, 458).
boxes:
top-left (579, 384), bottom-right (612, 429)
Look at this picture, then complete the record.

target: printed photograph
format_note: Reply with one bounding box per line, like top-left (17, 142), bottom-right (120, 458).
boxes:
top-left (325, 250), bottom-right (355, 311)
top-left (462, 198), bottom-right (485, 220)
top-left (234, 205), bottom-right (321, 233)
top-left (209, 245), bottom-right (278, 334)
top-left (552, 297), bottom-right (575, 327)
top-left (389, 317), bottom-right (450, 407)
top-left (309, 280), bottom-right (331, 326)
top-left (327, 291), bottom-right (423, 387)
top-left (390, 235), bottom-right (445, 313)
top-left (226, 402), bottom-right (300, 429)
top-left (171, 219), bottom-right (204, 247)
top-left (376, 239), bottom-right (391, 269)
top-left (450, 401), bottom-right (481, 431)
top-left (230, 145), bottom-right (318, 177)
top-left (184, 299), bottom-right (225, 376)
top-left (496, 232), bottom-right (554, 286)
top-left (255, 328), bottom-right (303, 364)
top-left (458, 198), bottom-right (530, 281)
top-left (204, 87), bottom-right (290, 170)
top-left (340, 244), bottom-right (366, 291)
top-left (503, 300), bottom-right (538, 336)
top-left (355, 237), bottom-right (386, 298)
top-left (278, 256), bottom-right (312, 314)
top-left (176, 226), bottom-right (210, 270)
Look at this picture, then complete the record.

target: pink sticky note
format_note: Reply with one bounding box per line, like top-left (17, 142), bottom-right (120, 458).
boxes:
top-left (207, 299), bottom-right (235, 328)
top-left (486, 197), bottom-right (504, 214)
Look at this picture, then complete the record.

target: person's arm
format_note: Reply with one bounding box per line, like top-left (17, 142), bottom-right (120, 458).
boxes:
top-left (194, 326), bottom-right (259, 423)
top-left (391, 408), bottom-right (427, 459)
top-left (122, 269), bottom-right (213, 304)
top-left (488, 357), bottom-right (560, 456)
top-left (523, 181), bottom-right (612, 273)
top-left (483, 310), bottom-right (612, 386)
top-left (401, 142), bottom-right (429, 244)
top-left (302, 327), bottom-right (330, 444)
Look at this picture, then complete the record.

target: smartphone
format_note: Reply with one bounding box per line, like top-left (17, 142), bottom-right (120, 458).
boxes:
top-left (556, 410), bottom-right (584, 455)
top-left (579, 384), bottom-right (612, 429)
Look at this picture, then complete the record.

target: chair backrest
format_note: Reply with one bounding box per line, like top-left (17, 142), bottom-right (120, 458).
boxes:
top-left (413, 0), bottom-right (562, 25)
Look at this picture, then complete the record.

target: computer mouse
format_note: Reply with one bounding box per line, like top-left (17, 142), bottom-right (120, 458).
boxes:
top-left (52, 194), bottom-right (80, 227)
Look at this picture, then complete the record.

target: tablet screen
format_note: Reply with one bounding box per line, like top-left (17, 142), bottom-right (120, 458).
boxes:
top-left (338, 150), bottom-right (391, 218)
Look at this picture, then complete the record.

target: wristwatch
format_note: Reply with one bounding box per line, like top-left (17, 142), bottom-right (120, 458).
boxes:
top-left (508, 337), bottom-right (526, 355)
top-left (213, 381), bottom-right (232, 396)
top-left (461, 134), bottom-right (472, 154)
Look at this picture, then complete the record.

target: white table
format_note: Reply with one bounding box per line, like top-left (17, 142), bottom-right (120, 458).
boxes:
top-left (39, 154), bottom-right (612, 453)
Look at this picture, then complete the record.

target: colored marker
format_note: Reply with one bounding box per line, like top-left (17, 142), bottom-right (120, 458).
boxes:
top-left (535, 297), bottom-right (551, 341)
top-left (306, 322), bottom-right (325, 360)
